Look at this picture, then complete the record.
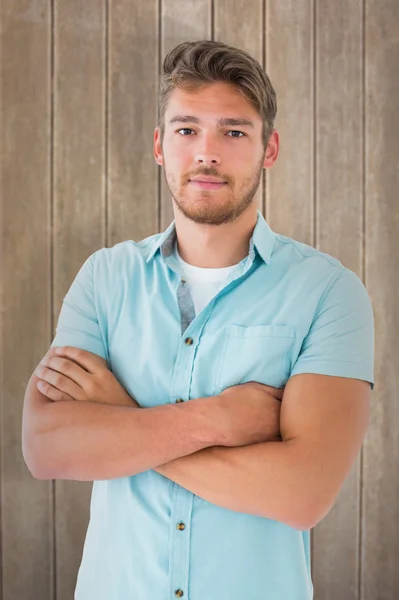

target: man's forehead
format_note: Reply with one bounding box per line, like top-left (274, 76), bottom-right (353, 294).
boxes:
top-left (168, 114), bottom-right (256, 129)
top-left (165, 86), bottom-right (262, 126)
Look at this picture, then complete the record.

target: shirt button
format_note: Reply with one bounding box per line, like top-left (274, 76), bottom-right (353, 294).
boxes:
top-left (175, 398), bottom-right (184, 403)
top-left (176, 522), bottom-right (186, 531)
top-left (185, 337), bottom-right (194, 345)
top-left (175, 590), bottom-right (184, 598)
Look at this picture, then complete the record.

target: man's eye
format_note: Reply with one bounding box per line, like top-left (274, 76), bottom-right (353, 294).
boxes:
top-left (177, 128), bottom-right (195, 135)
top-left (228, 130), bottom-right (245, 138)
top-left (176, 129), bottom-right (246, 138)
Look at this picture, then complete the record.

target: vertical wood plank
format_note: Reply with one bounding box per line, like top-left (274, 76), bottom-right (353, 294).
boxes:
top-left (214, 0), bottom-right (265, 215)
top-left (108, 0), bottom-right (159, 246)
top-left (265, 0), bottom-right (314, 244)
top-left (312, 2), bottom-right (364, 599)
top-left (160, 1), bottom-right (211, 230)
top-left (362, 1), bottom-right (399, 598)
top-left (265, 0), bottom-right (315, 585)
top-left (53, 2), bottom-right (106, 599)
top-left (1, 2), bottom-right (53, 599)
top-left (214, 0), bottom-right (263, 70)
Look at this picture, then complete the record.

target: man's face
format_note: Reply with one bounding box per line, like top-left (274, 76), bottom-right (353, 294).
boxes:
top-left (154, 81), bottom-right (271, 226)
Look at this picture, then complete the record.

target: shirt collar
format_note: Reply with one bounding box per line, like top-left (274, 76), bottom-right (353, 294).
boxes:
top-left (145, 209), bottom-right (275, 265)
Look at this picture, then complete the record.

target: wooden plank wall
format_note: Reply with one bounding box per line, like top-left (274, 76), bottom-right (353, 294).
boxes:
top-left (1, 1), bottom-right (398, 599)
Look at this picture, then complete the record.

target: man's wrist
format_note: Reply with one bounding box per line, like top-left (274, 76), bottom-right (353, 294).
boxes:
top-left (174, 393), bottom-right (229, 448)
top-left (191, 393), bottom-right (230, 446)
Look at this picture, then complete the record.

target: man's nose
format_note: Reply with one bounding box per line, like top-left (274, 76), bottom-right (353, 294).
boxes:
top-left (194, 153), bottom-right (221, 166)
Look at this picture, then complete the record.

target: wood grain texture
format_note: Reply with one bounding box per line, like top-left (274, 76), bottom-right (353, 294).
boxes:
top-left (108, 0), bottom-right (159, 245)
top-left (362, 1), bottom-right (399, 598)
top-left (1, 2), bottom-right (398, 598)
top-left (1, 2), bottom-right (53, 599)
top-left (52, 2), bottom-right (106, 599)
top-left (311, 2), bottom-right (364, 599)
top-left (265, 0), bottom-right (314, 244)
top-left (160, 0), bottom-right (211, 230)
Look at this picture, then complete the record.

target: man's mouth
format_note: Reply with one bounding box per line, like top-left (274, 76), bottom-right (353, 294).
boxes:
top-left (188, 179), bottom-right (227, 190)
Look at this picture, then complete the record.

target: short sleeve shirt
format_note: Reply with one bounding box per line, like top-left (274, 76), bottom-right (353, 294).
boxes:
top-left (51, 209), bottom-right (375, 600)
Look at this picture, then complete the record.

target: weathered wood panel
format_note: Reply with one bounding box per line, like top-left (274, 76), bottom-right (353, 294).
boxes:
top-left (52, 2), bottom-right (106, 599)
top-left (108, 0), bottom-right (159, 246)
top-left (362, 1), bottom-right (399, 598)
top-left (312, 2), bottom-right (365, 599)
top-left (265, 0), bottom-right (314, 244)
top-left (1, 2), bottom-right (53, 599)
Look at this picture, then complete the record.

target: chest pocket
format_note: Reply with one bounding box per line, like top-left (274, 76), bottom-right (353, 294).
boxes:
top-left (214, 324), bottom-right (296, 393)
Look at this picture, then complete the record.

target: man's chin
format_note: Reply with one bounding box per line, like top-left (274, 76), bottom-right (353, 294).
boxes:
top-left (176, 204), bottom-right (236, 226)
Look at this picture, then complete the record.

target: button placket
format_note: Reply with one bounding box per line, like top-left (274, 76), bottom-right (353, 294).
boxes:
top-left (169, 485), bottom-right (193, 600)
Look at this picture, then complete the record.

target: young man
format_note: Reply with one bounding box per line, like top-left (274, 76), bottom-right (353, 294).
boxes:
top-left (22, 40), bottom-right (374, 600)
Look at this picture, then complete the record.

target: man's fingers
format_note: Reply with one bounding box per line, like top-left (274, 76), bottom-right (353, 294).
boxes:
top-left (35, 365), bottom-right (84, 400)
top-left (272, 388), bottom-right (285, 401)
top-left (36, 380), bottom-right (75, 402)
top-left (39, 356), bottom-right (87, 389)
top-left (53, 346), bottom-right (108, 374)
top-left (249, 382), bottom-right (285, 399)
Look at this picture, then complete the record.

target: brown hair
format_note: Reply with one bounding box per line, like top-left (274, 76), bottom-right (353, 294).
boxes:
top-left (158, 40), bottom-right (277, 150)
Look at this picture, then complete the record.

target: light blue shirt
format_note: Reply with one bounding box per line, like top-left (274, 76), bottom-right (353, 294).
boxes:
top-left (51, 209), bottom-right (374, 599)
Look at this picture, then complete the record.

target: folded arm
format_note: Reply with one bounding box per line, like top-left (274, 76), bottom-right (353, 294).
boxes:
top-left (22, 349), bottom-right (229, 481)
top-left (154, 374), bottom-right (370, 530)
top-left (26, 347), bottom-right (281, 482)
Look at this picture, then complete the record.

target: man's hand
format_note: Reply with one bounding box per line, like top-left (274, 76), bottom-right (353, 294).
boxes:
top-left (34, 346), bottom-right (139, 408)
top-left (217, 381), bottom-right (284, 446)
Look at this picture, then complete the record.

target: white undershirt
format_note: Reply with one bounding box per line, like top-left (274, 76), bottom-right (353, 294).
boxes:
top-left (174, 241), bottom-right (240, 316)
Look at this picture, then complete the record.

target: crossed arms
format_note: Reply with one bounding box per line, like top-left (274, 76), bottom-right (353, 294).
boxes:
top-left (22, 345), bottom-right (370, 530)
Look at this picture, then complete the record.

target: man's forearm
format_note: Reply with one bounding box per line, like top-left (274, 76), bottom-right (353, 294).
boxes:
top-left (22, 374), bottom-right (228, 481)
top-left (154, 439), bottom-right (321, 530)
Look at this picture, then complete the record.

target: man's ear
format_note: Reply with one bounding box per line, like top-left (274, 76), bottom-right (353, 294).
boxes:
top-left (263, 129), bottom-right (279, 169)
top-left (154, 127), bottom-right (164, 166)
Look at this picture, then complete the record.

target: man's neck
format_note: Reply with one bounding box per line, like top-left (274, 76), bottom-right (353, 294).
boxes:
top-left (174, 205), bottom-right (258, 268)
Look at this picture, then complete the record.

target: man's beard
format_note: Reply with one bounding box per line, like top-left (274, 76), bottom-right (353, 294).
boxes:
top-left (163, 156), bottom-right (264, 226)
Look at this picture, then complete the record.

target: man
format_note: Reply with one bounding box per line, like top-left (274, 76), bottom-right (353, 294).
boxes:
top-left (22, 40), bottom-right (374, 600)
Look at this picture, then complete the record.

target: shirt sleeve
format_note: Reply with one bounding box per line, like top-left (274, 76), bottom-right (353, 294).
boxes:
top-left (50, 250), bottom-right (108, 362)
top-left (290, 267), bottom-right (375, 390)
